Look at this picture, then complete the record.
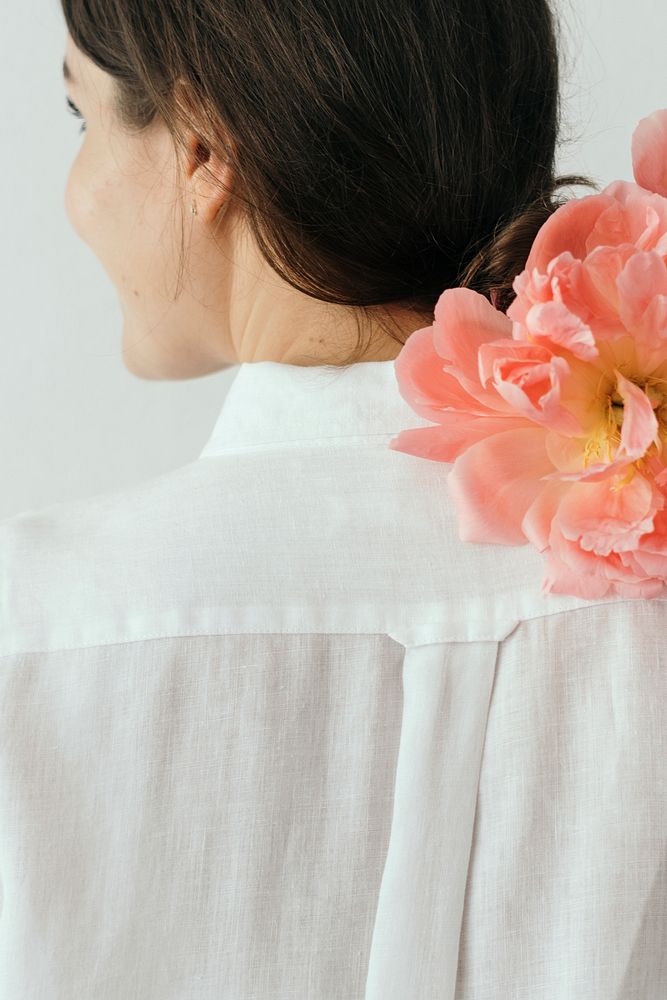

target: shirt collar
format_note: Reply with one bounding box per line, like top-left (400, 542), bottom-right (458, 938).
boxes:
top-left (198, 359), bottom-right (435, 456)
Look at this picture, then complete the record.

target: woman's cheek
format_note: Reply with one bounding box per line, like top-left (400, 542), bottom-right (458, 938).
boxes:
top-left (63, 149), bottom-right (102, 245)
top-left (63, 157), bottom-right (84, 240)
top-left (63, 152), bottom-right (127, 286)
top-left (63, 131), bottom-right (175, 310)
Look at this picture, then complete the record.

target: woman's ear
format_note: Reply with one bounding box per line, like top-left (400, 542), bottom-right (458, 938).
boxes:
top-left (173, 78), bottom-right (237, 226)
top-left (184, 134), bottom-right (236, 225)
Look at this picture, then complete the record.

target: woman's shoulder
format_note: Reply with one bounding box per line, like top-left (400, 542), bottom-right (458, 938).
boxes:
top-left (0, 448), bottom-right (653, 659)
top-left (0, 459), bottom-right (205, 565)
top-left (0, 459), bottom-right (221, 657)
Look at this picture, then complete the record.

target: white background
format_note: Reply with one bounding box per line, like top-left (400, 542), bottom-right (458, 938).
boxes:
top-left (1, 0), bottom-right (664, 519)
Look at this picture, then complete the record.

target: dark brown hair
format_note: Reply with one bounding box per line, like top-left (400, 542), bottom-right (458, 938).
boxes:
top-left (61, 0), bottom-right (599, 366)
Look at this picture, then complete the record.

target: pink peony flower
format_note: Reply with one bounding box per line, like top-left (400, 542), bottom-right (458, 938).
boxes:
top-left (389, 108), bottom-right (667, 600)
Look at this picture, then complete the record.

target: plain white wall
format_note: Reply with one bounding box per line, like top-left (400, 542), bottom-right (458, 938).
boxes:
top-left (1, 0), bottom-right (665, 519)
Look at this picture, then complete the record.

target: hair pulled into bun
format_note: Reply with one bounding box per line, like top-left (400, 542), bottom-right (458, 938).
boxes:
top-left (456, 174), bottom-right (601, 317)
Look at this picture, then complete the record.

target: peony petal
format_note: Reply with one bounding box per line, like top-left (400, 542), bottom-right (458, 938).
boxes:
top-left (554, 473), bottom-right (657, 556)
top-left (616, 250), bottom-right (667, 333)
top-left (631, 108), bottom-right (667, 198)
top-left (524, 301), bottom-right (599, 361)
top-left (610, 577), bottom-right (667, 598)
top-left (507, 268), bottom-right (552, 328)
top-left (595, 184), bottom-right (667, 263)
top-left (541, 536), bottom-right (665, 597)
top-left (633, 293), bottom-right (667, 373)
top-left (445, 426), bottom-right (553, 544)
top-left (393, 325), bottom-right (508, 423)
top-left (545, 521), bottom-right (661, 596)
top-left (544, 526), bottom-right (666, 597)
top-left (579, 244), bottom-right (636, 328)
top-left (520, 480), bottom-right (570, 552)
top-left (544, 429), bottom-right (591, 473)
top-left (388, 411), bottom-right (534, 464)
top-left (521, 193), bottom-right (618, 276)
top-left (585, 199), bottom-right (634, 250)
top-left (615, 499), bottom-right (667, 582)
top-left (615, 251), bottom-right (667, 370)
top-left (540, 547), bottom-right (615, 599)
top-left (508, 252), bottom-right (592, 331)
top-left (490, 354), bottom-right (586, 435)
top-left (542, 454), bottom-right (640, 484)
top-left (430, 287), bottom-right (516, 408)
top-left (477, 338), bottom-right (553, 386)
top-left (615, 369), bottom-right (661, 459)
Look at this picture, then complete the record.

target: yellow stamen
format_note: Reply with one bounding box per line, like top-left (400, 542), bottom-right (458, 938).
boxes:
top-left (575, 367), bottom-right (667, 479)
top-left (610, 465), bottom-right (636, 492)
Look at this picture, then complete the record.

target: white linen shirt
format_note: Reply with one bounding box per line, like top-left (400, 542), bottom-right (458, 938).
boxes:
top-left (0, 359), bottom-right (665, 1000)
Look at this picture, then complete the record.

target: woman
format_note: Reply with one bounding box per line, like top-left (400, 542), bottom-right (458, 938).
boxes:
top-left (1, 1), bottom-right (664, 997)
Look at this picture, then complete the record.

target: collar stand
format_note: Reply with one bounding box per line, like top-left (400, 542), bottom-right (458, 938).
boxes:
top-left (198, 360), bottom-right (436, 456)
